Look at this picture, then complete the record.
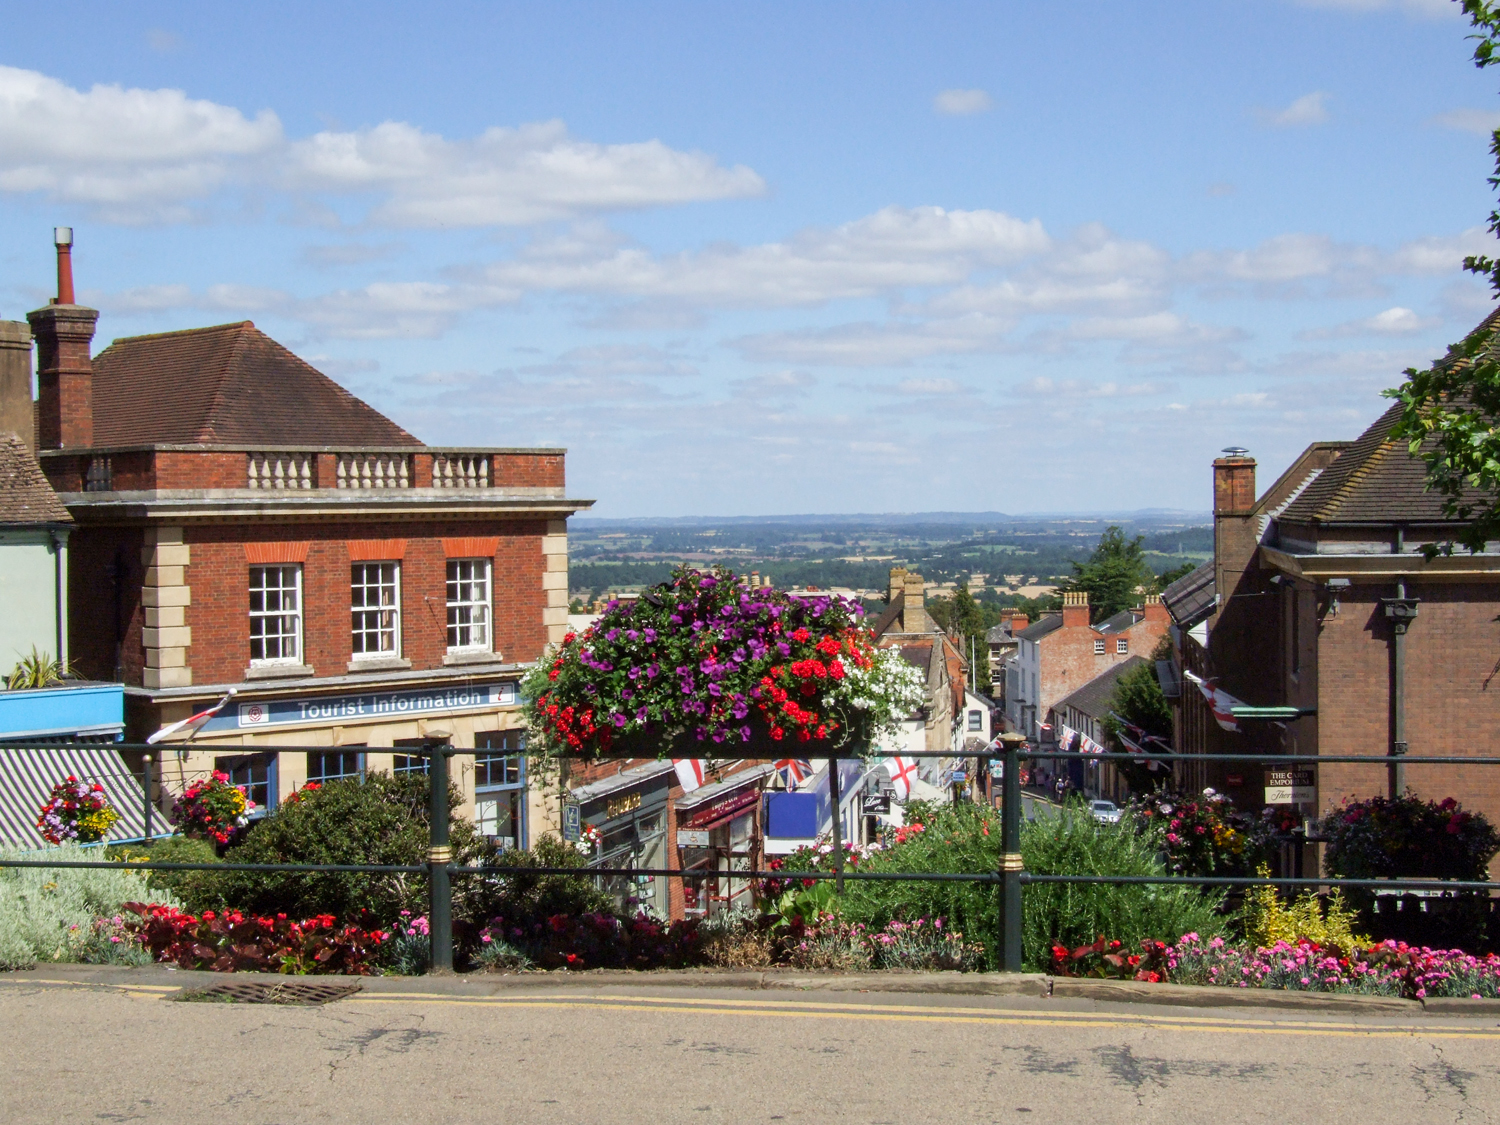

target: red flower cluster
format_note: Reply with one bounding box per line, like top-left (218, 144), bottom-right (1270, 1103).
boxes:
top-left (35, 775), bottom-right (116, 844)
top-left (1051, 935), bottom-right (1170, 982)
top-left (120, 902), bottom-right (385, 974)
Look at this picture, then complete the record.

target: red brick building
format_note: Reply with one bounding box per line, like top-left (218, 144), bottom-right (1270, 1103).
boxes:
top-left (26, 240), bottom-right (590, 843)
top-left (1164, 344), bottom-right (1500, 867)
top-left (1003, 590), bottom-right (1170, 741)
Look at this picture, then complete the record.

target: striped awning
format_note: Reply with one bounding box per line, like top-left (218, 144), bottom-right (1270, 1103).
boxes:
top-left (0, 746), bottom-right (152, 847)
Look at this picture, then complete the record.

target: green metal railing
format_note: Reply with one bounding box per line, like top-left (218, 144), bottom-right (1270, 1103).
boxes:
top-left (4, 740), bottom-right (1499, 973)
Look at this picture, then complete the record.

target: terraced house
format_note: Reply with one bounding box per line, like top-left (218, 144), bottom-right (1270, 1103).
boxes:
top-left (26, 233), bottom-right (591, 843)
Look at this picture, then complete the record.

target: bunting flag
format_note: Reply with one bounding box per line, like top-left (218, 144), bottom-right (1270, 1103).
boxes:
top-left (146, 689), bottom-right (237, 745)
top-left (673, 758), bottom-right (708, 792)
top-left (774, 758), bottom-right (813, 789)
top-left (1056, 723), bottom-right (1076, 751)
top-left (1079, 735), bottom-right (1104, 755)
top-left (884, 755), bottom-right (920, 799)
top-left (1182, 670), bottom-right (1244, 733)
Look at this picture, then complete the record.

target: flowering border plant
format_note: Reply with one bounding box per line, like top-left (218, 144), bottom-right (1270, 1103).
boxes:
top-left (1318, 793), bottom-right (1500, 882)
top-left (35, 775), bottom-right (119, 844)
top-left (121, 902), bottom-right (385, 974)
top-left (524, 567), bottom-right (925, 758)
top-left (1132, 788), bottom-right (1249, 876)
top-left (169, 770), bottom-right (254, 846)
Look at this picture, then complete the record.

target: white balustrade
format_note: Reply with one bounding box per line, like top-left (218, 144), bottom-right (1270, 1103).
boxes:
top-left (247, 452), bottom-right (315, 490)
top-left (432, 453), bottom-right (491, 488)
top-left (335, 453), bottom-right (411, 489)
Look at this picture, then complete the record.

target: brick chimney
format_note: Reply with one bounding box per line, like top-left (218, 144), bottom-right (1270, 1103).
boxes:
top-left (1212, 448), bottom-right (1258, 612)
top-left (902, 571), bottom-right (932, 633)
top-left (1009, 612), bottom-right (1029, 634)
top-left (1142, 593), bottom-right (1168, 626)
top-left (28, 227), bottom-right (98, 450)
top-left (0, 321), bottom-right (31, 450)
top-left (1061, 590), bottom-right (1090, 628)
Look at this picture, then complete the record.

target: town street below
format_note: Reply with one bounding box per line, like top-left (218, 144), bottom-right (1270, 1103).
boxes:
top-left (4, 970), bottom-right (1498, 1124)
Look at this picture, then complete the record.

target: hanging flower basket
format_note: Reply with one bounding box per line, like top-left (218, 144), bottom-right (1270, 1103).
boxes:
top-left (36, 775), bottom-right (120, 844)
top-left (523, 567), bottom-right (925, 759)
top-left (170, 771), bottom-right (255, 846)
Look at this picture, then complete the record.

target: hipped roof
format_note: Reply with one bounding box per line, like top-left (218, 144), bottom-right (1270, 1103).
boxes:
top-left (89, 322), bottom-right (419, 447)
top-left (0, 432), bottom-right (71, 524)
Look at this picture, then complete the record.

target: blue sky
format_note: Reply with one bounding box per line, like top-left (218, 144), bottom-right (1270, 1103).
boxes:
top-left (1, 0), bottom-right (1497, 517)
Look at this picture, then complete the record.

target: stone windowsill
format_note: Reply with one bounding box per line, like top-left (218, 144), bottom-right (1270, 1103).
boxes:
top-left (443, 649), bottom-right (504, 668)
top-left (346, 656), bottom-right (413, 674)
top-left (244, 662), bottom-right (315, 681)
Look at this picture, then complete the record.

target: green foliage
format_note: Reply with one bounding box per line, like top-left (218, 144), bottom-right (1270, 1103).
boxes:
top-left (457, 834), bottom-right (611, 931)
top-left (1101, 654), bottom-right (1173, 792)
top-left (1153, 561), bottom-right (1198, 589)
top-left (1060, 527), bottom-right (1154, 622)
top-left (0, 844), bottom-right (180, 970)
top-left (927, 583), bottom-right (992, 689)
top-left (1319, 793), bottom-right (1500, 882)
top-left (108, 836), bottom-right (221, 903)
top-left (6, 647), bottom-right (71, 690)
top-left (836, 802), bottom-right (1224, 971)
top-left (1383, 2), bottom-right (1500, 556)
top-left (181, 772), bottom-right (481, 926)
top-left (1241, 865), bottom-right (1369, 956)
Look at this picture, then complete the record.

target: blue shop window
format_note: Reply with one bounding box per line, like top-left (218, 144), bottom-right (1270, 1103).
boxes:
top-left (215, 753), bottom-right (276, 816)
top-left (307, 750), bottom-right (364, 784)
top-left (392, 754), bottom-right (429, 775)
top-left (475, 730), bottom-right (526, 850)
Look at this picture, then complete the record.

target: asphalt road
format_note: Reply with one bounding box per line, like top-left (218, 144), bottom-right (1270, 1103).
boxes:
top-left (4, 971), bottom-right (1499, 1125)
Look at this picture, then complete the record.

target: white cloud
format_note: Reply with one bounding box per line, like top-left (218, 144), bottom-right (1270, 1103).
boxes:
top-left (489, 205), bottom-right (1051, 307)
top-left (894, 377), bottom-right (964, 395)
top-left (1299, 306), bottom-right (1441, 338)
top-left (933, 89), bottom-right (993, 116)
top-left (0, 66), bottom-right (763, 227)
top-left (286, 119), bottom-right (765, 226)
top-left (0, 64), bottom-right (280, 218)
top-left (731, 315), bottom-right (1009, 366)
top-left (1292, 0), bottom-right (1454, 14)
top-left (1258, 91), bottom-right (1330, 128)
top-left (1014, 376), bottom-right (1169, 398)
top-left (1429, 108), bottom-right (1500, 134)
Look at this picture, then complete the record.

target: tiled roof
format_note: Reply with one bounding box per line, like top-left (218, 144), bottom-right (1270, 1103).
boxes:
top-left (1096, 609), bottom-right (1142, 634)
top-left (1278, 309), bottom-right (1500, 526)
top-left (89, 322), bottom-right (420, 447)
top-left (0, 432), bottom-right (71, 524)
top-left (986, 623), bottom-right (1012, 643)
top-left (1016, 614), bottom-right (1062, 642)
top-left (1163, 560), bottom-right (1214, 627)
top-left (1055, 656), bottom-right (1148, 721)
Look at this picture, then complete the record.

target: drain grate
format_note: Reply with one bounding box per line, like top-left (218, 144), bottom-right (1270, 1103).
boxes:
top-left (177, 979), bottom-right (363, 1006)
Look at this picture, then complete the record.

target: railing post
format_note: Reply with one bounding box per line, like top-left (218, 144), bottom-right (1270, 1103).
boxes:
top-left (1000, 736), bottom-right (1024, 972)
top-left (142, 753), bottom-right (154, 844)
top-left (829, 754), bottom-right (844, 894)
top-left (428, 746), bottom-right (453, 973)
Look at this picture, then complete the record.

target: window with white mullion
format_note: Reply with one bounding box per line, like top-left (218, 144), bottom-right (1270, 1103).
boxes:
top-left (351, 562), bottom-right (401, 658)
top-left (446, 558), bottom-right (491, 650)
top-left (249, 565), bottom-right (302, 664)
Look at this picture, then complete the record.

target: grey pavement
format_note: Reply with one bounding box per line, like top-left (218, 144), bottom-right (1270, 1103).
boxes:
top-left (4, 966), bottom-right (1500, 1124)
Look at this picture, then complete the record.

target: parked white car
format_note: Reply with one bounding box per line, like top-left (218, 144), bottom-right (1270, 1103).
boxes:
top-left (1089, 800), bottom-right (1122, 825)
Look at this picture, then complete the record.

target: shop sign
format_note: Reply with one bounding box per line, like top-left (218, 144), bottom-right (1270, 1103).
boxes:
top-left (1264, 766), bottom-right (1315, 806)
top-left (606, 791), bottom-right (643, 819)
top-left (217, 681), bottom-right (519, 732)
top-left (863, 792), bottom-right (891, 814)
top-left (562, 803), bottom-right (581, 842)
top-left (686, 787), bottom-right (759, 828)
top-left (677, 829), bottom-right (710, 848)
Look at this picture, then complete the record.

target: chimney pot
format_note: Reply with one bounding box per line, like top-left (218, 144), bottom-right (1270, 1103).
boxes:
top-left (1061, 590), bottom-right (1091, 628)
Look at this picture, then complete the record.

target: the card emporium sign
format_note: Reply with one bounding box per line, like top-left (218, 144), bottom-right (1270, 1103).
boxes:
top-left (204, 681), bottom-right (519, 732)
top-left (1264, 766), bottom-right (1316, 806)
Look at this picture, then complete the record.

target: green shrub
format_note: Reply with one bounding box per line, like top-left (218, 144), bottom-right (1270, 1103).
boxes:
top-left (108, 836), bottom-right (222, 903)
top-left (457, 834), bottom-right (611, 931)
top-left (181, 772), bottom-right (481, 926)
top-left (0, 844), bottom-right (180, 970)
top-left (837, 801), bottom-right (1225, 971)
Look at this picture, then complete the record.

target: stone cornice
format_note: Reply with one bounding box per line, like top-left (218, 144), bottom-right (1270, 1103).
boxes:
top-left (1261, 545), bottom-right (1500, 580)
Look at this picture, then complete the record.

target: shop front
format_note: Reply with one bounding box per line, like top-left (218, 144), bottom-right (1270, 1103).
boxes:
top-left (139, 674), bottom-right (550, 837)
top-left (674, 764), bottom-right (770, 918)
top-left (571, 761), bottom-right (673, 919)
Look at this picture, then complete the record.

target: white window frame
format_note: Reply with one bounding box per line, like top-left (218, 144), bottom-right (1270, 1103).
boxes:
top-left (249, 564), bottom-right (303, 665)
top-left (351, 561), bottom-right (402, 659)
top-left (1093, 638), bottom-right (1106, 655)
top-left (446, 557), bottom-right (492, 651)
top-left (1116, 637), bottom-right (1128, 654)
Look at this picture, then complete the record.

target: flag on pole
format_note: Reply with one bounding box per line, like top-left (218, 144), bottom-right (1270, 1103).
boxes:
top-left (884, 755), bottom-right (920, 799)
top-left (673, 758), bottom-right (708, 792)
top-left (774, 758), bottom-right (813, 789)
top-left (1182, 670), bottom-right (1244, 733)
top-left (146, 689), bottom-right (237, 745)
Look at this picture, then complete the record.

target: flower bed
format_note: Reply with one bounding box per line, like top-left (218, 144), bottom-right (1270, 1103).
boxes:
top-left (170, 771), bottom-right (254, 847)
top-left (121, 902), bottom-right (385, 974)
top-left (525, 567), bottom-right (924, 756)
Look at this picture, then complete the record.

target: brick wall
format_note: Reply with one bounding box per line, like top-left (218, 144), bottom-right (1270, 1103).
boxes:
top-left (1317, 580), bottom-right (1500, 829)
top-left (1039, 611), bottom-right (1169, 724)
top-left (181, 519), bottom-right (550, 684)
